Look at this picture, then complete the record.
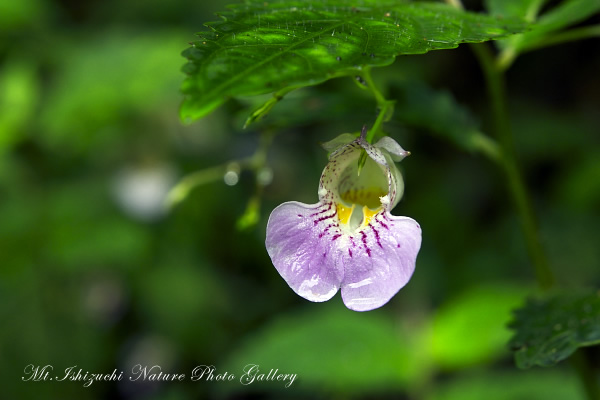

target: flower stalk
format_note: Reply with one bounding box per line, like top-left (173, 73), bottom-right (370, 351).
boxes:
top-left (359, 68), bottom-right (395, 144)
top-left (471, 43), bottom-right (555, 290)
top-left (472, 41), bottom-right (599, 400)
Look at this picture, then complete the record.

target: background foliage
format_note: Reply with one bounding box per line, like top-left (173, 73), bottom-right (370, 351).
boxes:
top-left (1, 0), bottom-right (599, 399)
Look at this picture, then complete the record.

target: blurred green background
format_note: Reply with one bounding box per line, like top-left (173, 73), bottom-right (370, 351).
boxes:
top-left (1, 0), bottom-right (599, 399)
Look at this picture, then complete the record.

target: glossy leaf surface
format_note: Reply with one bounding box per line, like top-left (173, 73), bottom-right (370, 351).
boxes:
top-left (181, 0), bottom-right (527, 121)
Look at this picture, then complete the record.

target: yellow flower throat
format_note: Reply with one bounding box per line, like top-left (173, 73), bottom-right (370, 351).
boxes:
top-left (336, 187), bottom-right (385, 231)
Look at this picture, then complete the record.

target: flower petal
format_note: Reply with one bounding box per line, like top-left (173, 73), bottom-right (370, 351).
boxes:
top-left (382, 152), bottom-right (404, 209)
top-left (266, 201), bottom-right (343, 302)
top-left (374, 136), bottom-right (410, 162)
top-left (321, 133), bottom-right (357, 153)
top-left (358, 137), bottom-right (388, 166)
top-left (340, 213), bottom-right (421, 311)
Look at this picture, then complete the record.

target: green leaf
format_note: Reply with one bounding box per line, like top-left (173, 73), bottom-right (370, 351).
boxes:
top-left (431, 370), bottom-right (581, 400)
top-left (509, 291), bottom-right (600, 368)
top-left (180, 0), bottom-right (528, 121)
top-left (42, 182), bottom-right (153, 271)
top-left (515, 0), bottom-right (600, 50)
top-left (137, 261), bottom-right (230, 347)
top-left (0, 0), bottom-right (47, 32)
top-left (432, 284), bottom-right (529, 369)
top-left (220, 304), bottom-right (427, 395)
top-left (495, 0), bottom-right (600, 66)
top-left (40, 30), bottom-right (185, 153)
top-left (485, 0), bottom-right (549, 21)
top-left (0, 58), bottom-right (38, 152)
top-left (393, 80), bottom-right (500, 160)
top-left (557, 155), bottom-right (600, 211)
top-left (236, 195), bottom-right (261, 230)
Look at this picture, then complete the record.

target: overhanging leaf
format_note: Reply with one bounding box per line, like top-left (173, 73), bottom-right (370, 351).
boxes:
top-left (180, 0), bottom-right (528, 121)
top-left (509, 291), bottom-right (600, 368)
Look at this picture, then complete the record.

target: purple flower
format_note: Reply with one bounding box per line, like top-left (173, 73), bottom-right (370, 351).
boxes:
top-left (266, 129), bottom-right (422, 311)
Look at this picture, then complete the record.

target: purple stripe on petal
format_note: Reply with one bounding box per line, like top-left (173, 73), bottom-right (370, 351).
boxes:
top-left (313, 212), bottom-right (336, 225)
top-left (310, 203), bottom-right (332, 217)
top-left (340, 213), bottom-right (422, 312)
top-left (266, 201), bottom-right (343, 303)
top-left (318, 224), bottom-right (334, 238)
top-left (359, 231), bottom-right (371, 257)
top-left (370, 224), bottom-right (383, 248)
top-left (378, 219), bottom-right (389, 230)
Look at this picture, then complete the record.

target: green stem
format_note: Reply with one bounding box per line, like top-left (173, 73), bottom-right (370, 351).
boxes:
top-left (475, 40), bottom-right (600, 400)
top-left (250, 128), bottom-right (275, 169)
top-left (166, 129), bottom-right (277, 209)
top-left (499, 25), bottom-right (600, 71)
top-left (472, 41), bottom-right (600, 400)
top-left (355, 68), bottom-right (395, 174)
top-left (368, 101), bottom-right (394, 142)
top-left (471, 43), bottom-right (555, 290)
top-left (571, 350), bottom-right (600, 400)
top-left (471, 131), bottom-right (502, 162)
top-left (244, 86), bottom-right (297, 128)
top-left (360, 68), bottom-right (395, 143)
top-left (497, 48), bottom-right (518, 72)
top-left (239, 129), bottom-right (276, 230)
top-left (450, 0), bottom-right (600, 391)
top-left (521, 24), bottom-right (600, 54)
top-left (361, 67), bottom-right (387, 107)
top-left (164, 164), bottom-right (230, 207)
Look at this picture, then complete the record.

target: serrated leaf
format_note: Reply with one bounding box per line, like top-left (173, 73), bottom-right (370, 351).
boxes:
top-left (509, 291), bottom-right (600, 368)
top-left (393, 80), bottom-right (500, 160)
top-left (180, 0), bottom-right (528, 121)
